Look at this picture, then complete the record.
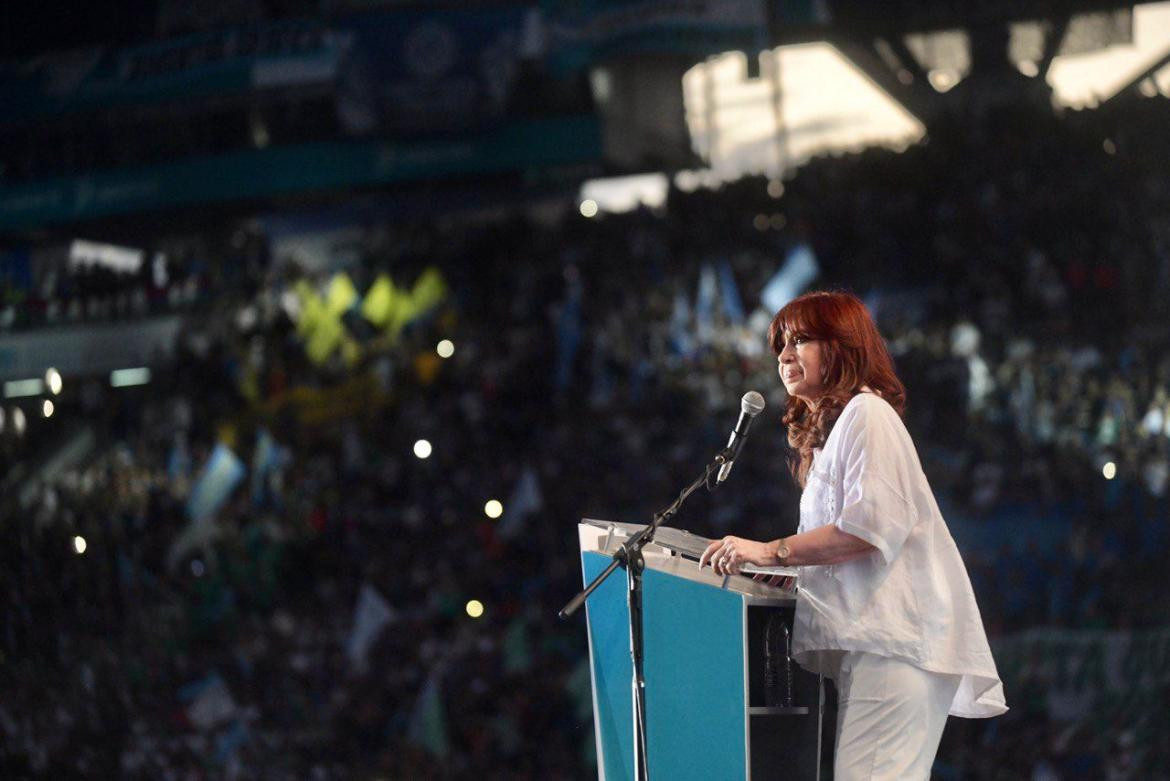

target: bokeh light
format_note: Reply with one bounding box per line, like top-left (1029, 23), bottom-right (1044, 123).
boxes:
top-left (465, 600), bottom-right (485, 618)
top-left (42, 399), bottom-right (54, 418)
top-left (484, 499), bottom-right (503, 519)
top-left (413, 439), bottom-right (432, 459)
top-left (579, 199), bottom-right (598, 218)
top-left (1103, 462), bottom-right (1117, 480)
top-left (45, 368), bottom-right (62, 395)
top-left (73, 536), bottom-right (87, 554)
top-left (110, 367), bottom-right (151, 388)
top-left (436, 339), bottom-right (455, 358)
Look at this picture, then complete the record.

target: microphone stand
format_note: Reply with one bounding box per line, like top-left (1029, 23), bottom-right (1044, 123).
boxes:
top-left (559, 447), bottom-right (734, 781)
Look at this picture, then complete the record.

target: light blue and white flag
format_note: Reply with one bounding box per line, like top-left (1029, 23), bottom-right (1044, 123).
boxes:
top-left (499, 466), bottom-right (543, 540)
top-left (717, 259), bottom-right (745, 324)
top-left (407, 670), bottom-right (450, 756)
top-left (761, 242), bottom-right (819, 313)
top-left (347, 583), bottom-right (396, 671)
top-left (251, 428), bottom-right (290, 506)
top-left (187, 443), bottom-right (246, 522)
top-left (695, 263), bottom-right (717, 342)
top-left (180, 673), bottom-right (237, 731)
top-left (669, 290), bottom-right (695, 359)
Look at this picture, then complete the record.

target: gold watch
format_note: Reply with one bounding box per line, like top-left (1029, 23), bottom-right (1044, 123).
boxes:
top-left (775, 538), bottom-right (791, 565)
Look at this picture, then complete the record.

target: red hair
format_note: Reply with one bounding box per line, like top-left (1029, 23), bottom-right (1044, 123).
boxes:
top-left (768, 290), bottom-right (906, 487)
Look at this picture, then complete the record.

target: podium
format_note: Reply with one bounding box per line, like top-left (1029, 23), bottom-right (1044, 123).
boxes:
top-left (579, 519), bottom-right (825, 781)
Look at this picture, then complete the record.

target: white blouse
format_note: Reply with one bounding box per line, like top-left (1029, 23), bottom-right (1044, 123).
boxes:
top-left (792, 391), bottom-right (1008, 718)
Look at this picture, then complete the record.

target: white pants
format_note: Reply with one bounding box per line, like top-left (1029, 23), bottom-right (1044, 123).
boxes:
top-left (833, 652), bottom-right (961, 781)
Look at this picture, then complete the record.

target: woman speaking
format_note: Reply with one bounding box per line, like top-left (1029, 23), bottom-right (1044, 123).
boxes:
top-left (700, 291), bottom-right (1007, 780)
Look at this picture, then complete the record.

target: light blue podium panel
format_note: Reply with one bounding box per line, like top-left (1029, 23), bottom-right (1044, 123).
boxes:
top-left (579, 521), bottom-right (823, 781)
top-left (582, 549), bottom-right (636, 780)
top-left (643, 564), bottom-right (749, 777)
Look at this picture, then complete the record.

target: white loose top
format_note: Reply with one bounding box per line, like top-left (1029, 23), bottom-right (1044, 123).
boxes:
top-left (792, 391), bottom-right (1008, 718)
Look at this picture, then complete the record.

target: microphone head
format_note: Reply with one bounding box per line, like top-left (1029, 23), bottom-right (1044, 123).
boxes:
top-left (741, 391), bottom-right (766, 417)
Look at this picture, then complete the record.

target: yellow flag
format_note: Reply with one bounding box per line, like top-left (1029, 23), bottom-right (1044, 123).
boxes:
top-left (306, 310), bottom-right (345, 365)
top-left (387, 266), bottom-right (449, 340)
top-left (361, 274), bottom-right (397, 328)
top-left (295, 279), bottom-right (323, 338)
top-left (327, 272), bottom-right (359, 316)
top-left (411, 266), bottom-right (447, 316)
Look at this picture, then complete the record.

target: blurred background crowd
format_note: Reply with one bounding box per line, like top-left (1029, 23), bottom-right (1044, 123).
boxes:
top-left (3, 1), bottom-right (1170, 779)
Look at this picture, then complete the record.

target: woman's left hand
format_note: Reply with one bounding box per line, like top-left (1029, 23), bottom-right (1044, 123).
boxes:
top-left (699, 536), bottom-right (774, 576)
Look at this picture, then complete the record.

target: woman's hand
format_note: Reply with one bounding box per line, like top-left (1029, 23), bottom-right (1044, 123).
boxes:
top-left (699, 536), bottom-right (776, 576)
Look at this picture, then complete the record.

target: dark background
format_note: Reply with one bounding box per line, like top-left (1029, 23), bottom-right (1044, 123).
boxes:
top-left (1, 1), bottom-right (1168, 778)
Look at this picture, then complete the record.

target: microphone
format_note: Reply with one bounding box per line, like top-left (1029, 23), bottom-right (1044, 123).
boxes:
top-left (717, 391), bottom-right (766, 483)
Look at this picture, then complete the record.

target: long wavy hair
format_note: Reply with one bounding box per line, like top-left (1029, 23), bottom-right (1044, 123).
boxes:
top-left (768, 290), bottom-right (906, 487)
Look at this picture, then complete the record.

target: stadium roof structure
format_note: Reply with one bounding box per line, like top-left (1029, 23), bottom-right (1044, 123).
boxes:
top-left (671, 0), bottom-right (1170, 183)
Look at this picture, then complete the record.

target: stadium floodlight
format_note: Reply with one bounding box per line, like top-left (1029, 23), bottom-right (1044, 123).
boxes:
top-left (110, 368), bottom-right (152, 388)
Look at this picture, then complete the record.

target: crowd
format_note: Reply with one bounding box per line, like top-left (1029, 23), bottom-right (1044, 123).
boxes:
top-left (0, 226), bottom-right (276, 333)
top-left (3, 95), bottom-right (1170, 778)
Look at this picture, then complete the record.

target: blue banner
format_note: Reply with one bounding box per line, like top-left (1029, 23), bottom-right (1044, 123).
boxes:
top-left (0, 115), bottom-right (601, 230)
top-left (338, 7), bottom-right (535, 136)
top-left (0, 19), bottom-right (341, 119)
top-left (1, 4), bottom-right (770, 124)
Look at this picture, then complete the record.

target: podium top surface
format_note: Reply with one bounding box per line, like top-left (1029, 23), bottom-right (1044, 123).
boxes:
top-left (579, 519), bottom-right (797, 604)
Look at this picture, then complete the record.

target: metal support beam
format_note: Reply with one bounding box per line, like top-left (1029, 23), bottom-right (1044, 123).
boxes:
top-left (1103, 44), bottom-right (1170, 105)
top-left (825, 31), bottom-right (936, 125)
top-left (1039, 14), bottom-right (1072, 79)
top-left (885, 34), bottom-right (931, 88)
